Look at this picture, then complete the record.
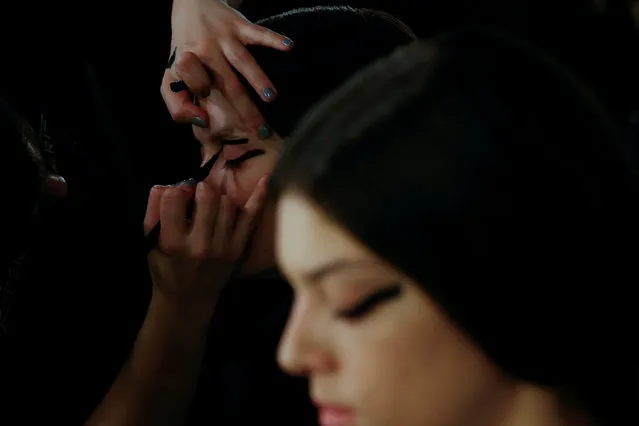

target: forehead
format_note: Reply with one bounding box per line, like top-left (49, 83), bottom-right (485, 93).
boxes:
top-left (275, 192), bottom-right (373, 273)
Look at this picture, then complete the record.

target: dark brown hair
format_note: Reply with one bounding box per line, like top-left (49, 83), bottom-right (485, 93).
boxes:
top-left (272, 28), bottom-right (639, 424)
top-left (240, 6), bottom-right (416, 136)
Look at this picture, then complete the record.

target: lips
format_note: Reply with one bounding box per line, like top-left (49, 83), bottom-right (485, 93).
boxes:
top-left (315, 404), bottom-right (356, 426)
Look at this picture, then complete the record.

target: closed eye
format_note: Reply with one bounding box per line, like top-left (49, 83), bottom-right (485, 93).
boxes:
top-left (225, 149), bottom-right (266, 168)
top-left (335, 284), bottom-right (402, 320)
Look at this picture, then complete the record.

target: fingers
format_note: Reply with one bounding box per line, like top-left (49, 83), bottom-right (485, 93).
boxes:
top-left (161, 71), bottom-right (209, 124)
top-left (221, 39), bottom-right (277, 103)
top-left (213, 56), bottom-right (268, 127)
top-left (234, 175), bottom-right (269, 246)
top-left (190, 182), bottom-right (220, 255)
top-left (150, 179), bottom-right (263, 266)
top-left (239, 23), bottom-right (294, 52)
top-left (175, 51), bottom-right (214, 98)
top-left (159, 186), bottom-right (194, 251)
top-left (144, 185), bottom-right (169, 235)
top-left (211, 195), bottom-right (237, 259)
top-left (200, 57), bottom-right (264, 131)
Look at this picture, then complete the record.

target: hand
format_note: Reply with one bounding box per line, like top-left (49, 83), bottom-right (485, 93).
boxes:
top-left (143, 176), bottom-right (269, 311)
top-left (162, 0), bottom-right (293, 130)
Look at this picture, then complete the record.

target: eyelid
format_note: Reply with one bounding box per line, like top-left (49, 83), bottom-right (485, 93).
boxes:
top-left (335, 284), bottom-right (402, 320)
top-left (225, 149), bottom-right (266, 168)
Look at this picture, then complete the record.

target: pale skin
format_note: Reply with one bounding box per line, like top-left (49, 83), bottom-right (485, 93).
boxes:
top-left (164, 0), bottom-right (292, 134)
top-left (194, 87), bottom-right (285, 273)
top-left (275, 192), bottom-right (591, 426)
top-left (86, 177), bottom-right (269, 426)
top-left (86, 92), bottom-right (281, 426)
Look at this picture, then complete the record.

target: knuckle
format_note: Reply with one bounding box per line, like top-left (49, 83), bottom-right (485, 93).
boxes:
top-left (192, 42), bottom-right (215, 56)
top-left (175, 50), bottom-right (196, 68)
top-left (248, 23), bottom-right (267, 36)
top-left (189, 245), bottom-right (210, 262)
top-left (160, 240), bottom-right (183, 256)
top-left (223, 76), bottom-right (245, 98)
top-left (174, 56), bottom-right (189, 75)
top-left (235, 47), bottom-right (253, 62)
top-left (223, 48), bottom-right (242, 65)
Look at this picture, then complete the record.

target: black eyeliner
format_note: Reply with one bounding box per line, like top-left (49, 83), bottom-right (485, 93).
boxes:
top-left (144, 138), bottom-right (254, 253)
top-left (225, 149), bottom-right (266, 168)
top-left (336, 284), bottom-right (402, 319)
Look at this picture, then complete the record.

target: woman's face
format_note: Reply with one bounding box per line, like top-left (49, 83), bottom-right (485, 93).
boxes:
top-left (194, 90), bottom-right (282, 207)
top-left (193, 91), bottom-right (283, 274)
top-left (276, 192), bottom-right (514, 426)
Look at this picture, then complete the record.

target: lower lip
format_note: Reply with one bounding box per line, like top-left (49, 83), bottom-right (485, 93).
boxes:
top-left (318, 407), bottom-right (356, 426)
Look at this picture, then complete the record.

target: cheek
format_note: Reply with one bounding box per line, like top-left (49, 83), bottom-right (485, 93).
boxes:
top-left (335, 304), bottom-right (435, 420)
top-left (225, 156), bottom-right (277, 205)
top-left (334, 291), bottom-right (506, 426)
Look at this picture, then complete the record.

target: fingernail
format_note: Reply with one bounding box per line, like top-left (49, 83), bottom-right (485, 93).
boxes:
top-left (282, 38), bottom-right (294, 47)
top-left (170, 178), bottom-right (196, 187)
top-left (170, 80), bottom-right (189, 93)
top-left (191, 117), bottom-right (208, 128)
top-left (262, 87), bottom-right (276, 101)
top-left (180, 178), bottom-right (198, 187)
top-left (43, 174), bottom-right (68, 198)
top-left (258, 123), bottom-right (273, 140)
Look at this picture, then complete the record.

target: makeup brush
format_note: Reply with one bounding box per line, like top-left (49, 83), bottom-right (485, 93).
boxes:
top-left (143, 138), bottom-right (249, 253)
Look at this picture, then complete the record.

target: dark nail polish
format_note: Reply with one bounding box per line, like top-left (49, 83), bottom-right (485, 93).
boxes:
top-left (258, 123), bottom-right (273, 140)
top-left (282, 38), bottom-right (294, 47)
top-left (262, 87), bottom-right (276, 101)
top-left (191, 117), bottom-right (208, 128)
top-left (181, 178), bottom-right (198, 187)
top-left (170, 80), bottom-right (189, 93)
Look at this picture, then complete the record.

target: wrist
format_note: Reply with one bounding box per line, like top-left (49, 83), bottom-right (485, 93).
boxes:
top-left (149, 291), bottom-right (217, 333)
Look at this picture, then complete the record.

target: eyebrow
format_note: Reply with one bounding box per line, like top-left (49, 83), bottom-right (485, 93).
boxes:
top-left (303, 259), bottom-right (373, 282)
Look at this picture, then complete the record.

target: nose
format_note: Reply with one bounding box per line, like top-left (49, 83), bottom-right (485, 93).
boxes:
top-left (277, 298), bottom-right (336, 377)
top-left (194, 103), bottom-right (234, 152)
top-left (194, 90), bottom-right (248, 150)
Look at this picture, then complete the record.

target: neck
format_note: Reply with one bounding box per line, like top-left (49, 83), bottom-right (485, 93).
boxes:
top-left (498, 385), bottom-right (591, 426)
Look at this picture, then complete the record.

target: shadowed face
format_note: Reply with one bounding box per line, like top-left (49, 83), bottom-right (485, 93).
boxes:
top-left (192, 90), bottom-right (284, 275)
top-left (276, 192), bottom-right (516, 426)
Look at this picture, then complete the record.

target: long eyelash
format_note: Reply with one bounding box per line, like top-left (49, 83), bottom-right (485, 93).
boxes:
top-left (336, 284), bottom-right (402, 320)
top-left (225, 149), bottom-right (266, 168)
